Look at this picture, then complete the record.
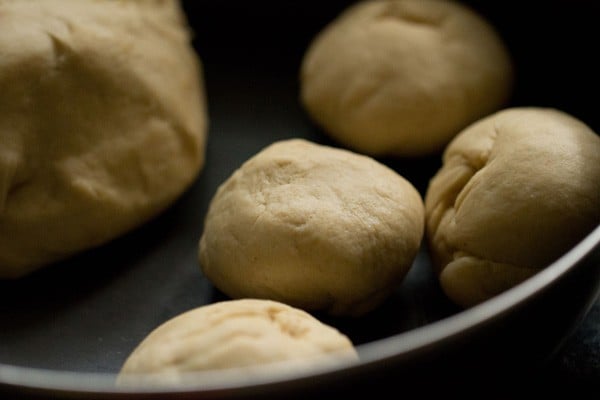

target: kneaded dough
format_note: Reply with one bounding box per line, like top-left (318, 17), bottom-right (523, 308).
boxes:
top-left (117, 299), bottom-right (358, 385)
top-left (300, 0), bottom-right (513, 157)
top-left (199, 139), bottom-right (424, 317)
top-left (425, 107), bottom-right (600, 307)
top-left (0, 0), bottom-right (208, 278)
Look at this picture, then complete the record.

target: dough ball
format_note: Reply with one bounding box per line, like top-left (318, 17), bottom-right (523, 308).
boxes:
top-left (425, 107), bottom-right (600, 307)
top-left (0, 0), bottom-right (208, 277)
top-left (199, 139), bottom-right (424, 317)
top-left (300, 0), bottom-right (513, 157)
top-left (117, 299), bottom-right (358, 386)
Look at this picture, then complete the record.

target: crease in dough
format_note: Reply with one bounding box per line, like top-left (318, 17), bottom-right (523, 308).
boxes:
top-left (117, 299), bottom-right (359, 387)
top-left (425, 107), bottom-right (600, 307)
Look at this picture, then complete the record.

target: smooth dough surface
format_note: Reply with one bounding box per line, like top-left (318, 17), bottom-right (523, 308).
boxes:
top-left (300, 0), bottom-right (513, 157)
top-left (117, 299), bottom-right (358, 386)
top-left (0, 0), bottom-right (208, 277)
top-left (425, 107), bottom-right (600, 307)
top-left (199, 139), bottom-right (424, 317)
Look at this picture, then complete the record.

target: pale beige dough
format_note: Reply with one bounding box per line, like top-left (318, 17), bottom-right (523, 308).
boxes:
top-left (117, 299), bottom-right (358, 386)
top-left (425, 107), bottom-right (600, 307)
top-left (199, 139), bottom-right (424, 317)
top-left (0, 0), bottom-right (208, 277)
top-left (300, 0), bottom-right (513, 157)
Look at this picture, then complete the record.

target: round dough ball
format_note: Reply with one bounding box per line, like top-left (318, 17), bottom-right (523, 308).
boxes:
top-left (425, 107), bottom-right (600, 307)
top-left (0, 0), bottom-right (208, 277)
top-left (300, 0), bottom-right (513, 157)
top-left (117, 299), bottom-right (358, 386)
top-left (199, 139), bottom-right (424, 317)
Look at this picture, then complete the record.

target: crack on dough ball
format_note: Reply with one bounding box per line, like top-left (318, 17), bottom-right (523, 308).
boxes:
top-left (424, 107), bottom-right (600, 307)
top-left (0, 0), bottom-right (208, 277)
top-left (199, 139), bottom-right (425, 317)
top-left (300, 0), bottom-right (513, 157)
top-left (117, 299), bottom-right (358, 386)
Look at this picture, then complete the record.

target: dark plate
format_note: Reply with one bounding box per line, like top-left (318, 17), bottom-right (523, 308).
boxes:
top-left (1, 1), bottom-right (599, 398)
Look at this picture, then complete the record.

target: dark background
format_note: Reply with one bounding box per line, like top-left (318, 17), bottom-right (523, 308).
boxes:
top-left (182, 0), bottom-right (600, 132)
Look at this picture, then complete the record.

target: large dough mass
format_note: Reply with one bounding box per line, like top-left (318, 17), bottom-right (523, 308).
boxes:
top-left (0, 0), bottom-right (208, 277)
